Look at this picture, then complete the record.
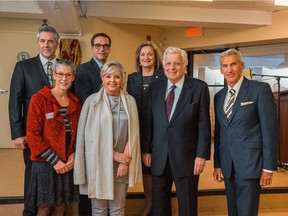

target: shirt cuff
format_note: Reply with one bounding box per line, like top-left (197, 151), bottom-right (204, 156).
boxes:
top-left (262, 169), bottom-right (273, 173)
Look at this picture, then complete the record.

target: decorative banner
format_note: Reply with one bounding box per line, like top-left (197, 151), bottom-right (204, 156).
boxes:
top-left (58, 39), bottom-right (82, 66)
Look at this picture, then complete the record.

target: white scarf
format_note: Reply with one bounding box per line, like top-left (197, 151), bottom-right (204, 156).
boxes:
top-left (74, 87), bottom-right (142, 199)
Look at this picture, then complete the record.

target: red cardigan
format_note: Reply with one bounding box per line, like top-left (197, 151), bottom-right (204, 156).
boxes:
top-left (26, 86), bottom-right (82, 162)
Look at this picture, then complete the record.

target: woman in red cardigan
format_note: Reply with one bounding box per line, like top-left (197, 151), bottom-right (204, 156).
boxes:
top-left (26, 59), bottom-right (81, 216)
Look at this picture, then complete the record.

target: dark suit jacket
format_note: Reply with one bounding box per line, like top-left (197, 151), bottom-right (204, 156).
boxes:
top-left (127, 69), bottom-right (164, 111)
top-left (9, 55), bottom-right (50, 139)
top-left (143, 75), bottom-right (211, 177)
top-left (127, 69), bottom-right (165, 148)
top-left (214, 77), bottom-right (279, 180)
top-left (74, 58), bottom-right (102, 104)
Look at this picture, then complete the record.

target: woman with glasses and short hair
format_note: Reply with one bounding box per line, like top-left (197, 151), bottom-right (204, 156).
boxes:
top-left (26, 59), bottom-right (81, 216)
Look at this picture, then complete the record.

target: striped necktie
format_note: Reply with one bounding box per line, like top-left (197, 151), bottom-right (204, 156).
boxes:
top-left (225, 89), bottom-right (235, 122)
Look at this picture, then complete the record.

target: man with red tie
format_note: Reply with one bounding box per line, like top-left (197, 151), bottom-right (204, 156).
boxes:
top-left (142, 46), bottom-right (211, 216)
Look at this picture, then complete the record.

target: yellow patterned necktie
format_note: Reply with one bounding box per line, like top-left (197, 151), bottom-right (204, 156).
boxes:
top-left (47, 61), bottom-right (54, 86)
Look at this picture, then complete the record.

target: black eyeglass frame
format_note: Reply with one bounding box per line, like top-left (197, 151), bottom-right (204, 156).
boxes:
top-left (93, 43), bottom-right (111, 50)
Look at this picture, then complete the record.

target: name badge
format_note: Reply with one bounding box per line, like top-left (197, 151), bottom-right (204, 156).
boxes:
top-left (46, 112), bottom-right (54, 119)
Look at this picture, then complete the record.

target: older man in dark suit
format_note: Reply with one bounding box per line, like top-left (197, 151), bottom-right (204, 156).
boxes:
top-left (9, 25), bottom-right (59, 216)
top-left (142, 47), bottom-right (211, 216)
top-left (213, 49), bottom-right (279, 216)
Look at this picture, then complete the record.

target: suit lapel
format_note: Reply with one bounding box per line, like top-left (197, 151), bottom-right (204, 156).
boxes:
top-left (134, 73), bottom-right (143, 93)
top-left (36, 55), bottom-right (50, 86)
top-left (169, 77), bottom-right (191, 124)
top-left (90, 58), bottom-right (100, 68)
top-left (229, 77), bottom-right (249, 122)
top-left (156, 79), bottom-right (169, 125)
top-left (151, 69), bottom-right (164, 82)
top-left (90, 58), bottom-right (102, 86)
top-left (219, 88), bottom-right (227, 121)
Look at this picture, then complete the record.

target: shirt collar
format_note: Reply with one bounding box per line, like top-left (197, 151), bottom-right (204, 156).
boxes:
top-left (39, 54), bottom-right (57, 66)
top-left (228, 76), bottom-right (244, 93)
top-left (93, 58), bottom-right (104, 69)
top-left (167, 74), bottom-right (185, 90)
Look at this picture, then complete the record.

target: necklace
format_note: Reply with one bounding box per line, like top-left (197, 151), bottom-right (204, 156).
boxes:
top-left (143, 75), bottom-right (153, 91)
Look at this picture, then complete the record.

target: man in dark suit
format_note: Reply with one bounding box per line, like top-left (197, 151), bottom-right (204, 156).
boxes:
top-left (213, 49), bottom-right (279, 216)
top-left (74, 32), bottom-right (111, 104)
top-left (9, 25), bottom-right (60, 216)
top-left (142, 47), bottom-right (211, 216)
top-left (73, 32), bottom-right (111, 215)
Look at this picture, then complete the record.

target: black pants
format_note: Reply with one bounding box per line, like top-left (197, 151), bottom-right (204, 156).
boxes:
top-left (78, 194), bottom-right (92, 216)
top-left (23, 146), bottom-right (37, 216)
top-left (152, 159), bottom-right (199, 216)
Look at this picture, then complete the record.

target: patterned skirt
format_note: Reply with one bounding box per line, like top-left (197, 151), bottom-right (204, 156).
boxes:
top-left (26, 161), bottom-right (79, 208)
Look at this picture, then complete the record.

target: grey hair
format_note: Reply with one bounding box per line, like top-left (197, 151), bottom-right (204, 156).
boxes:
top-left (36, 25), bottom-right (60, 43)
top-left (220, 49), bottom-right (243, 64)
top-left (55, 59), bottom-right (76, 74)
top-left (101, 61), bottom-right (126, 85)
top-left (163, 47), bottom-right (188, 70)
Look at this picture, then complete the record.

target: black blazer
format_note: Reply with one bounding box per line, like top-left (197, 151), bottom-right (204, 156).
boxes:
top-left (143, 75), bottom-right (211, 177)
top-left (74, 58), bottom-right (103, 104)
top-left (127, 69), bottom-right (164, 147)
top-left (9, 55), bottom-right (50, 139)
top-left (127, 69), bottom-right (164, 111)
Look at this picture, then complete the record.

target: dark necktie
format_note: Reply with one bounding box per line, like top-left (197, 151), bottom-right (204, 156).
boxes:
top-left (166, 85), bottom-right (176, 119)
top-left (47, 61), bottom-right (54, 86)
top-left (225, 89), bottom-right (236, 122)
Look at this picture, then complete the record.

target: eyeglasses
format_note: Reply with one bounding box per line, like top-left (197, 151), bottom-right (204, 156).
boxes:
top-left (93, 43), bottom-right (111, 50)
top-left (54, 72), bottom-right (74, 79)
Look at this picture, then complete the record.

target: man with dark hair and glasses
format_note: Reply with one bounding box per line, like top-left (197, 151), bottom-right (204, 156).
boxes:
top-left (74, 33), bottom-right (111, 215)
top-left (74, 32), bottom-right (112, 105)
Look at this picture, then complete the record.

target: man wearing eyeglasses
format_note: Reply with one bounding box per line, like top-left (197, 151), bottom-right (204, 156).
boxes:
top-left (73, 32), bottom-right (111, 215)
top-left (74, 32), bottom-right (112, 105)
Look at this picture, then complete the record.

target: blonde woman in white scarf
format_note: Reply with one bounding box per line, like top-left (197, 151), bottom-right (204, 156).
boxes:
top-left (74, 61), bottom-right (142, 215)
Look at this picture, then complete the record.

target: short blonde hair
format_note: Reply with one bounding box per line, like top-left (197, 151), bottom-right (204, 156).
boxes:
top-left (101, 61), bottom-right (126, 85)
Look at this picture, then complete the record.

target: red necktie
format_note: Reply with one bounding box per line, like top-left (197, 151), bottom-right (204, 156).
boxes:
top-left (166, 85), bottom-right (176, 119)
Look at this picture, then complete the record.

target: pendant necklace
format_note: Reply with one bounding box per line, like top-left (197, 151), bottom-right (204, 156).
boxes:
top-left (143, 75), bottom-right (153, 91)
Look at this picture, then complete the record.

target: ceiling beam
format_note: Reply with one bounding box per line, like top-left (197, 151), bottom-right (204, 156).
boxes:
top-left (35, 0), bottom-right (81, 35)
top-left (85, 2), bottom-right (272, 28)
